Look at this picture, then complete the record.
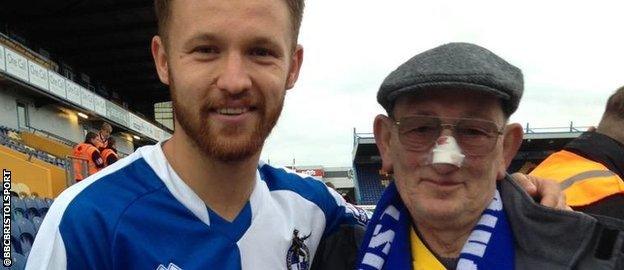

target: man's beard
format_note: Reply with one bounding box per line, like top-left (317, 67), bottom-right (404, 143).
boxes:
top-left (170, 80), bottom-right (284, 163)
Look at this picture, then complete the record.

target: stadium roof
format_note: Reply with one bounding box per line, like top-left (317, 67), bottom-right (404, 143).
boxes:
top-left (0, 0), bottom-right (165, 118)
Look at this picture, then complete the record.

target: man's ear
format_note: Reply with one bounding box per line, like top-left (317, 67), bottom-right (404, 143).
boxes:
top-left (497, 123), bottom-right (524, 179)
top-left (285, 45), bottom-right (304, 90)
top-left (151, 35), bottom-right (170, 85)
top-left (374, 115), bottom-right (394, 174)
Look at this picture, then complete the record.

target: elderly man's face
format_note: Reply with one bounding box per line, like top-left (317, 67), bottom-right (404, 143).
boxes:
top-left (374, 89), bottom-right (523, 228)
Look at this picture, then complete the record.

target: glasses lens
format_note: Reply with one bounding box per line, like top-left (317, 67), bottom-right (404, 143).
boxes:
top-left (397, 116), bottom-right (501, 156)
top-left (455, 119), bottom-right (499, 155)
top-left (397, 116), bottom-right (440, 151)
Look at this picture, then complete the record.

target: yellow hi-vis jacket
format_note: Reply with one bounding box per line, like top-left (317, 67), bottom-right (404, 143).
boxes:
top-left (530, 150), bottom-right (624, 207)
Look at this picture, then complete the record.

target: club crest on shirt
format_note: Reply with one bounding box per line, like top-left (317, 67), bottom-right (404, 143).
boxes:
top-left (286, 229), bottom-right (311, 270)
top-left (345, 203), bottom-right (369, 225)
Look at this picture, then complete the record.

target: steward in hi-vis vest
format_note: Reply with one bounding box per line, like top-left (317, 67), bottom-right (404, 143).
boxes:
top-left (102, 137), bottom-right (119, 166)
top-left (73, 132), bottom-right (105, 182)
top-left (531, 87), bottom-right (624, 220)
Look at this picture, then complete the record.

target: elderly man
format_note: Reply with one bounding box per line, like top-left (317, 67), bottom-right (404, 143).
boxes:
top-left (357, 43), bottom-right (624, 269)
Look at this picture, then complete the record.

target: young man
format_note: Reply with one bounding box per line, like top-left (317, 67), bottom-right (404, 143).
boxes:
top-left (27, 1), bottom-right (365, 269)
top-left (531, 86), bottom-right (624, 219)
top-left (27, 1), bottom-right (569, 269)
top-left (357, 42), bottom-right (624, 269)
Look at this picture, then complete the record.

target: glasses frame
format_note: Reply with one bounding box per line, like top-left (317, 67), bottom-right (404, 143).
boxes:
top-left (393, 115), bottom-right (505, 156)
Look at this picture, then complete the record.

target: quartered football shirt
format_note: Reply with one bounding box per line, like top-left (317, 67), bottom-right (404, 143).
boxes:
top-left (25, 142), bottom-right (366, 270)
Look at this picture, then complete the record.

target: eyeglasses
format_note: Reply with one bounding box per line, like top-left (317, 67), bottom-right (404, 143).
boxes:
top-left (394, 115), bottom-right (504, 156)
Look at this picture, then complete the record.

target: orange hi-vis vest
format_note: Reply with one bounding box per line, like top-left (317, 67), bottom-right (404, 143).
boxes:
top-left (101, 148), bottom-right (118, 166)
top-left (530, 150), bottom-right (624, 207)
top-left (73, 143), bottom-right (100, 181)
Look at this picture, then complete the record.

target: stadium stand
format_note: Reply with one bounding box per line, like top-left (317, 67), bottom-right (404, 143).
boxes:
top-left (10, 223), bottom-right (22, 256)
top-left (0, 125), bottom-right (67, 168)
top-left (23, 197), bottom-right (41, 219)
top-left (31, 216), bottom-right (43, 232)
top-left (16, 215), bottom-right (36, 257)
top-left (35, 197), bottom-right (49, 216)
top-left (7, 191), bottom-right (53, 266)
top-left (11, 196), bottom-right (27, 219)
top-left (20, 127), bottom-right (73, 154)
top-left (0, 144), bottom-right (66, 198)
top-left (1, 252), bottom-right (26, 270)
top-left (355, 164), bottom-right (386, 205)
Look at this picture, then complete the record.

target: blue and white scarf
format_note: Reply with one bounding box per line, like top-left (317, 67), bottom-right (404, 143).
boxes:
top-left (356, 182), bottom-right (515, 270)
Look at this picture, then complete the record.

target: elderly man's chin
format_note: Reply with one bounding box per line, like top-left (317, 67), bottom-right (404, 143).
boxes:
top-left (405, 189), bottom-right (474, 225)
top-left (416, 196), bottom-right (464, 217)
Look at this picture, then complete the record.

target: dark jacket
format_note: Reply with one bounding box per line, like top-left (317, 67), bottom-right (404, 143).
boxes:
top-left (502, 174), bottom-right (624, 269)
top-left (311, 224), bottom-right (366, 270)
top-left (564, 131), bottom-right (624, 219)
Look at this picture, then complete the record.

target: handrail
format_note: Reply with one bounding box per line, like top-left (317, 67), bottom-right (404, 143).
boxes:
top-left (67, 155), bottom-right (89, 161)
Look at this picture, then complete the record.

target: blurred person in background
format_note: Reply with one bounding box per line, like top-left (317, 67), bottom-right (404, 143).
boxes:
top-left (95, 122), bottom-right (113, 150)
top-left (72, 132), bottom-right (105, 182)
top-left (531, 86), bottom-right (624, 219)
top-left (101, 136), bottom-right (119, 166)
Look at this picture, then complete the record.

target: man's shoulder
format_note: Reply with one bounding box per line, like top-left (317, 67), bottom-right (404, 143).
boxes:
top-left (258, 163), bottom-right (324, 187)
top-left (257, 162), bottom-right (368, 227)
top-left (258, 163), bottom-right (332, 203)
top-left (49, 147), bottom-right (166, 231)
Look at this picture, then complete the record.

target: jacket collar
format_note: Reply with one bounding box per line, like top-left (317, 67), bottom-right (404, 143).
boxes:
top-left (565, 131), bottom-right (624, 178)
top-left (500, 175), bottom-right (597, 267)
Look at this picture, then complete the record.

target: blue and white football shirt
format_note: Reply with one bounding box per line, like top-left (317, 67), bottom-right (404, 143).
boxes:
top-left (25, 142), bottom-right (365, 270)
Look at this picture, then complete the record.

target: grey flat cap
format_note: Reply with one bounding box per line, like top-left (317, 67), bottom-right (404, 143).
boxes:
top-left (377, 42), bottom-right (523, 116)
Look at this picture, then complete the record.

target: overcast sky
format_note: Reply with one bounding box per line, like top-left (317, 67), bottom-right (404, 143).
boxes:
top-left (260, 0), bottom-right (624, 167)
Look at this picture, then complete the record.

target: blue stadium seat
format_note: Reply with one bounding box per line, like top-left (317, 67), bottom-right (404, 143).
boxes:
top-left (11, 197), bottom-right (27, 219)
top-left (1, 252), bottom-right (26, 270)
top-left (355, 165), bottom-right (385, 205)
top-left (10, 222), bottom-right (23, 255)
top-left (31, 216), bottom-right (43, 232)
top-left (16, 217), bottom-right (36, 256)
top-left (35, 198), bottom-right (49, 216)
top-left (23, 198), bottom-right (40, 218)
top-left (45, 198), bottom-right (54, 208)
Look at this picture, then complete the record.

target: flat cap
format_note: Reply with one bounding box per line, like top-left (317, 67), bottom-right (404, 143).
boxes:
top-left (377, 42), bottom-right (523, 116)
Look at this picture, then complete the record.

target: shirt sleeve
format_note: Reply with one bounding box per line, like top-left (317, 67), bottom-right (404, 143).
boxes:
top-left (322, 185), bottom-right (369, 236)
top-left (25, 225), bottom-right (68, 269)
